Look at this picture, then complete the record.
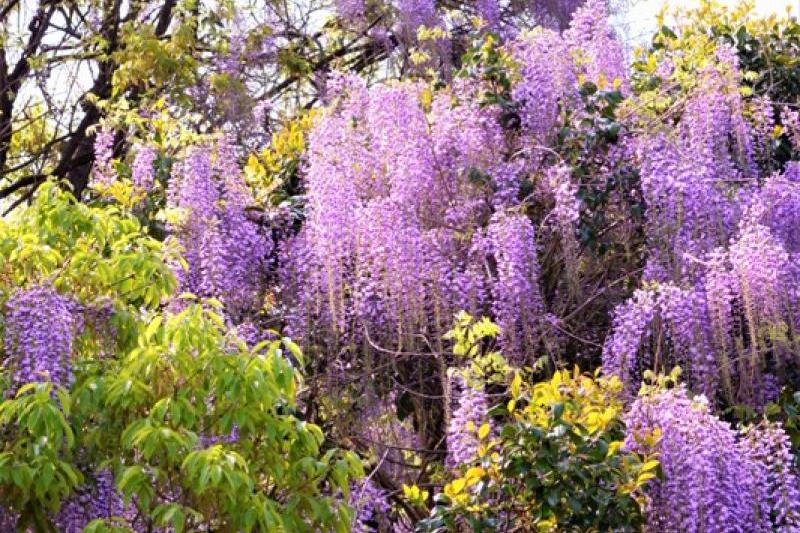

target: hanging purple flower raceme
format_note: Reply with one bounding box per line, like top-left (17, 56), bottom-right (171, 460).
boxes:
top-left (602, 284), bottom-right (717, 399)
top-left (702, 215), bottom-right (797, 406)
top-left (612, 40), bottom-right (800, 405)
top-left (446, 372), bottom-right (489, 470)
top-left (487, 212), bottom-right (545, 362)
top-left (742, 421), bottom-right (800, 529)
top-left (510, 29), bottom-right (577, 141)
top-left (214, 135), bottom-right (272, 313)
top-left (636, 46), bottom-right (756, 282)
top-left (752, 162), bottom-right (800, 254)
top-left (3, 286), bottom-right (76, 389)
top-left (54, 469), bottom-right (124, 533)
top-left (476, 0), bottom-right (501, 30)
top-left (656, 285), bottom-right (718, 399)
top-left (545, 164), bottom-right (580, 229)
top-left (350, 479), bottom-right (391, 532)
top-left (564, 0), bottom-right (627, 91)
top-left (91, 126), bottom-right (116, 188)
top-left (703, 249), bottom-right (739, 403)
top-left (167, 147), bottom-right (216, 299)
top-left (167, 137), bottom-right (271, 318)
top-left (750, 96), bottom-right (777, 169)
top-left (728, 218), bottom-right (790, 328)
top-left (282, 78), bottom-right (514, 353)
top-left (131, 145), bottom-right (157, 192)
top-left (781, 107), bottom-right (800, 152)
top-left (601, 288), bottom-right (657, 393)
top-left (624, 386), bottom-right (775, 533)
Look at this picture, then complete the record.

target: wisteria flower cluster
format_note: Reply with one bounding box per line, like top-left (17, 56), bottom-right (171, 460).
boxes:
top-left (625, 385), bottom-right (800, 532)
top-left (168, 135), bottom-right (272, 320)
top-left (3, 286), bottom-right (77, 390)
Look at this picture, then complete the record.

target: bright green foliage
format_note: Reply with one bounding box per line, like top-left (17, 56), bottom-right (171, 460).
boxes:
top-left (631, 0), bottom-right (800, 171)
top-left (0, 183), bottom-right (361, 531)
top-left (0, 181), bottom-right (177, 311)
top-left (0, 382), bottom-right (82, 530)
top-left (420, 364), bottom-right (654, 532)
top-left (90, 304), bottom-right (361, 531)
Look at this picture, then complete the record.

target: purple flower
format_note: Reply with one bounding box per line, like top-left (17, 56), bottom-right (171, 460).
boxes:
top-left (55, 470), bottom-right (124, 532)
top-left (625, 386), bottom-right (798, 532)
top-left (446, 372), bottom-right (489, 470)
top-left (167, 136), bottom-right (271, 318)
top-left (91, 126), bottom-right (116, 188)
top-left (488, 212), bottom-right (545, 363)
top-left (3, 286), bottom-right (76, 389)
top-left (132, 145), bottom-right (157, 191)
top-left (350, 479), bottom-right (391, 532)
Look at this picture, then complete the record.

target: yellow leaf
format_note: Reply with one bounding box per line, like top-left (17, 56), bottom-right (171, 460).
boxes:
top-left (402, 483), bottom-right (427, 503)
top-left (637, 472), bottom-right (657, 485)
top-left (510, 371), bottom-right (522, 399)
top-left (464, 466), bottom-right (484, 486)
top-left (641, 460), bottom-right (659, 472)
top-left (420, 88), bottom-right (433, 111)
top-left (507, 399), bottom-right (517, 413)
top-left (606, 441), bottom-right (622, 458)
top-left (537, 519), bottom-right (556, 531)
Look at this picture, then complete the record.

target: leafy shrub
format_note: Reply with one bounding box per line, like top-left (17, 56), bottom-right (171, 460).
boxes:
top-left (0, 184), bottom-right (361, 531)
top-left (420, 316), bottom-right (655, 532)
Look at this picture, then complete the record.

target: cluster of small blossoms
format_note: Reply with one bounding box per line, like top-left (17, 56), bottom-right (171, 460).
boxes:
top-left (700, 215), bottom-right (797, 406)
top-left (91, 126), bottom-right (116, 188)
top-left (199, 426), bottom-right (240, 448)
top-left (510, 0), bottom-right (625, 140)
top-left (55, 470), bottom-right (124, 533)
top-left (564, 0), bottom-right (626, 90)
top-left (741, 421), bottom-right (800, 530)
top-left (635, 48), bottom-right (754, 282)
top-left (167, 135), bottom-right (271, 319)
top-left (281, 77), bottom-right (519, 354)
top-left (604, 38), bottom-right (800, 408)
top-left (354, 392), bottom-right (423, 484)
top-left (545, 165), bottom-right (580, 228)
top-left (625, 386), bottom-right (799, 532)
top-left (510, 29), bottom-right (576, 141)
top-left (751, 162), bottom-right (800, 254)
top-left (446, 372), bottom-right (489, 470)
top-left (131, 144), bottom-right (157, 192)
top-left (608, 208), bottom-right (800, 406)
top-left (602, 284), bottom-right (717, 398)
top-left (487, 212), bottom-right (546, 361)
top-left (727, 218), bottom-right (791, 327)
top-left (750, 97), bottom-right (777, 169)
top-left (350, 479), bottom-right (392, 533)
top-left (395, 0), bottom-right (437, 37)
top-left (0, 507), bottom-right (16, 530)
top-left (780, 107), bottom-right (800, 152)
top-left (335, 0), bottom-right (365, 22)
top-left (601, 288), bottom-right (657, 394)
top-left (3, 286), bottom-right (76, 389)
top-left (186, 14), bottom-right (277, 138)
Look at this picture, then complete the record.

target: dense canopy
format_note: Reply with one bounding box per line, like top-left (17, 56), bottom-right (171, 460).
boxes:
top-left (2, 0), bottom-right (800, 531)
